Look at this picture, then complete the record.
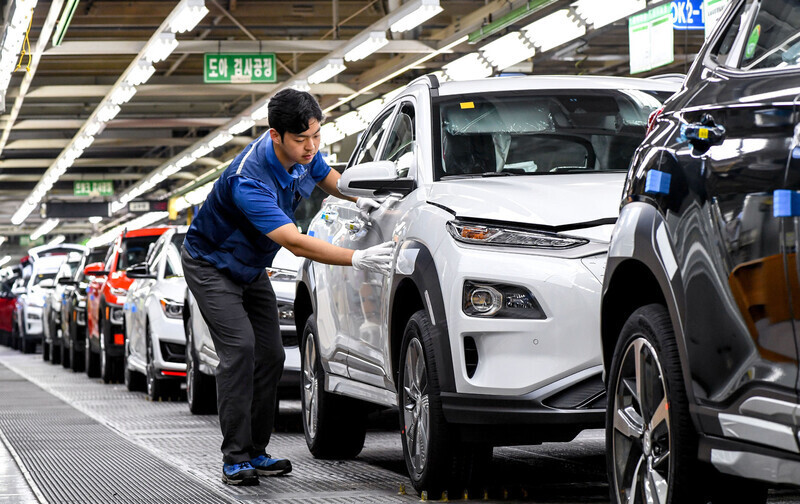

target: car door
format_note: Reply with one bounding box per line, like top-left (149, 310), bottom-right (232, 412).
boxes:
top-left (310, 105), bottom-right (396, 377)
top-left (667, 0), bottom-right (799, 399)
top-left (130, 240), bottom-right (164, 363)
top-left (344, 99), bottom-right (420, 389)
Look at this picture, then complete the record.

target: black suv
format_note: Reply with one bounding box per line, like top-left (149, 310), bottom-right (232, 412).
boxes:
top-left (602, 1), bottom-right (800, 502)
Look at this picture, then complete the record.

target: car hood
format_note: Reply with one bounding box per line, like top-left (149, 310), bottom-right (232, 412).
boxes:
top-left (427, 172), bottom-right (626, 240)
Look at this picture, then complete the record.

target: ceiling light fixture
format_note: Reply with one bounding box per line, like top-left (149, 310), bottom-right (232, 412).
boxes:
top-left (522, 9), bottom-right (586, 52)
top-left (307, 58), bottom-right (345, 84)
top-left (335, 111), bottom-right (368, 136)
top-left (0, 256), bottom-right (10, 267)
top-left (88, 216), bottom-right (103, 224)
top-left (109, 83), bottom-right (137, 105)
top-left (168, 0), bottom-right (209, 33)
top-left (389, 0), bottom-right (442, 33)
top-left (96, 103), bottom-right (121, 122)
top-left (572, 0), bottom-right (644, 29)
top-left (124, 59), bottom-right (156, 86)
top-left (250, 100), bottom-right (270, 121)
top-left (30, 218), bottom-right (60, 240)
top-left (191, 143), bottom-right (213, 159)
top-left (144, 31), bottom-right (179, 63)
top-left (84, 118), bottom-right (106, 137)
top-left (208, 132), bottom-right (233, 149)
top-left (480, 32), bottom-right (536, 71)
top-left (345, 31), bottom-right (389, 62)
top-left (86, 212), bottom-right (169, 248)
top-left (291, 80), bottom-right (310, 92)
top-left (47, 234), bottom-right (66, 246)
top-left (228, 116), bottom-right (255, 134)
top-left (443, 52), bottom-right (493, 81)
top-left (319, 123), bottom-right (345, 149)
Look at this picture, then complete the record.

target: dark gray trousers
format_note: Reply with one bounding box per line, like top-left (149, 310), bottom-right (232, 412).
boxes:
top-left (181, 248), bottom-right (285, 464)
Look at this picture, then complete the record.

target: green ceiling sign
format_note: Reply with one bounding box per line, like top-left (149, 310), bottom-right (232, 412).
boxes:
top-left (204, 53), bottom-right (277, 83)
top-left (74, 180), bottom-right (114, 197)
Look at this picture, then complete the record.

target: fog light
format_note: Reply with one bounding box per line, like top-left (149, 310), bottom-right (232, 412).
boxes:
top-left (465, 285), bottom-right (502, 316)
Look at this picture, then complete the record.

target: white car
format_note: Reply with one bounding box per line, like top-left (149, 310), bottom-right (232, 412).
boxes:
top-left (14, 244), bottom-right (85, 353)
top-left (293, 74), bottom-right (678, 494)
top-left (123, 227), bottom-right (188, 400)
top-left (183, 247), bottom-right (302, 414)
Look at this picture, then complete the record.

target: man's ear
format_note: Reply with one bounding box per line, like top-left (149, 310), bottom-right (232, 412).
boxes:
top-left (268, 128), bottom-right (281, 144)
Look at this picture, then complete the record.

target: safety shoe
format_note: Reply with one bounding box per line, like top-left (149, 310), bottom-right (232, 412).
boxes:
top-left (251, 454), bottom-right (293, 476)
top-left (222, 461), bottom-right (259, 486)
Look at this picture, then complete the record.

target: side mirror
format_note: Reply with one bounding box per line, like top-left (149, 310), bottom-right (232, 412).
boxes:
top-left (39, 279), bottom-right (55, 289)
top-left (126, 262), bottom-right (157, 279)
top-left (337, 161), bottom-right (415, 199)
top-left (12, 286), bottom-right (26, 296)
top-left (58, 277), bottom-right (77, 285)
top-left (84, 262), bottom-right (109, 277)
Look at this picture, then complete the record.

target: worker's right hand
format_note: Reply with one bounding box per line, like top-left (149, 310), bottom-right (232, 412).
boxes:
top-left (351, 241), bottom-right (394, 276)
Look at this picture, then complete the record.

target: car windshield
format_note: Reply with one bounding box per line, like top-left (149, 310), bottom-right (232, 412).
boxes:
top-left (294, 186), bottom-right (327, 234)
top-left (119, 235), bottom-right (161, 270)
top-left (433, 89), bottom-right (669, 181)
top-left (33, 272), bottom-right (57, 286)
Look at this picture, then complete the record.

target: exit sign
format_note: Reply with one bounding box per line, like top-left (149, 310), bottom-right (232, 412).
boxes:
top-left (204, 53), bottom-right (277, 83)
top-left (74, 180), bottom-right (114, 197)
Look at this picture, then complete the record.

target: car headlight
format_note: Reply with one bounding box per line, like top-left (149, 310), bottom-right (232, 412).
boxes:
top-left (27, 311), bottom-right (42, 320)
top-left (447, 220), bottom-right (588, 249)
top-left (109, 287), bottom-right (127, 297)
top-left (109, 306), bottom-right (125, 325)
top-left (160, 299), bottom-right (183, 319)
top-left (266, 267), bottom-right (297, 282)
top-left (462, 280), bottom-right (545, 319)
top-left (277, 302), bottom-right (294, 324)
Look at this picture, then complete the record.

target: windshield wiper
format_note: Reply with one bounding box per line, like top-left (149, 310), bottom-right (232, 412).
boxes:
top-left (481, 172), bottom-right (512, 177)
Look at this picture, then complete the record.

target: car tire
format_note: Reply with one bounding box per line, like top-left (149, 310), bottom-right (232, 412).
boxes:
top-left (61, 330), bottom-right (71, 369)
top-left (99, 317), bottom-right (118, 383)
top-left (85, 335), bottom-right (100, 378)
top-left (185, 309), bottom-right (216, 414)
top-left (607, 303), bottom-right (703, 504)
top-left (301, 316), bottom-right (368, 459)
top-left (42, 339), bottom-right (50, 361)
top-left (123, 338), bottom-right (146, 392)
top-left (69, 315), bottom-right (84, 372)
top-left (399, 310), bottom-right (491, 496)
top-left (146, 324), bottom-right (173, 401)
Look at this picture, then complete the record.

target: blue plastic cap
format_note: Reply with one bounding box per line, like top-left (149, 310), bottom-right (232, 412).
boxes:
top-left (645, 170), bottom-right (671, 195)
top-left (774, 189), bottom-right (800, 217)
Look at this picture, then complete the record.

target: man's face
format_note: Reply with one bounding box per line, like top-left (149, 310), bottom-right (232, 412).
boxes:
top-left (272, 118), bottom-right (321, 166)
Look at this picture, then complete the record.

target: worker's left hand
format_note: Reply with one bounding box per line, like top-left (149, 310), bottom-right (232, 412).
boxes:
top-left (356, 197), bottom-right (382, 219)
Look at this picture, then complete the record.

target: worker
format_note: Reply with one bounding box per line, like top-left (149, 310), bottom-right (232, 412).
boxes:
top-left (181, 88), bottom-right (393, 486)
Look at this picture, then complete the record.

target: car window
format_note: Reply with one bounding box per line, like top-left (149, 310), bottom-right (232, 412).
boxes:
top-left (146, 240), bottom-right (164, 274)
top-left (349, 108), bottom-right (394, 167)
top-left (381, 102), bottom-right (416, 165)
top-left (165, 244), bottom-right (183, 277)
top-left (103, 243), bottom-right (115, 271)
top-left (33, 273), bottom-right (56, 286)
top-left (119, 235), bottom-right (161, 270)
top-left (433, 89), bottom-right (668, 180)
top-left (710, 0), bottom-right (750, 65)
top-left (738, 0), bottom-right (800, 70)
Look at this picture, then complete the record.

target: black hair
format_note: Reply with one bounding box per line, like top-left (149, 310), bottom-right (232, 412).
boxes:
top-left (268, 88), bottom-right (324, 139)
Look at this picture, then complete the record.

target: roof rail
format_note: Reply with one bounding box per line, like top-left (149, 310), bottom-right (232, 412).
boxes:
top-left (407, 73), bottom-right (440, 90)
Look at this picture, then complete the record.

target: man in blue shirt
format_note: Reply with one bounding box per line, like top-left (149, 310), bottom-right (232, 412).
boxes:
top-left (181, 89), bottom-right (392, 486)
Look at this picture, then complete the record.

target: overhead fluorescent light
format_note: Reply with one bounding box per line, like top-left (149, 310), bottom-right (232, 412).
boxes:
top-left (319, 122), bottom-right (345, 148)
top-left (572, 0), bottom-right (644, 29)
top-left (84, 118), bottom-right (106, 137)
top-left (522, 9), bottom-right (586, 52)
top-left (480, 32), bottom-right (536, 71)
top-left (86, 212), bottom-right (169, 248)
top-left (175, 155), bottom-right (195, 168)
top-left (229, 117), bottom-right (255, 134)
top-left (30, 218), bottom-right (60, 240)
top-left (0, 236), bottom-right (5, 247)
top-left (47, 235), bottom-right (66, 246)
top-left (291, 80), bottom-right (310, 92)
top-left (168, 0), bottom-right (208, 33)
top-left (308, 58), bottom-right (345, 84)
top-left (191, 143), bottom-right (213, 159)
top-left (109, 84), bottom-right (137, 105)
top-left (74, 134), bottom-right (94, 151)
top-left (389, 0), bottom-right (442, 33)
top-left (52, 0), bottom-right (78, 46)
top-left (0, 256), bottom-right (10, 267)
top-left (88, 216), bottom-right (103, 224)
top-left (208, 132), bottom-right (233, 149)
top-left (356, 99), bottom-right (385, 124)
top-left (96, 103), bottom-right (121, 122)
top-left (124, 60), bottom-right (156, 86)
top-left (345, 31), bottom-right (389, 62)
top-left (443, 52), bottom-right (493, 81)
top-left (250, 100), bottom-right (270, 121)
top-left (163, 164), bottom-right (181, 176)
top-left (335, 111), bottom-right (368, 136)
top-left (144, 31), bottom-right (179, 63)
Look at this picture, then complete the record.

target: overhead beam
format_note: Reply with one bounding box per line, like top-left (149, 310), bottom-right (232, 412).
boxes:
top-left (0, 158), bottom-right (165, 168)
top-left (44, 39), bottom-right (436, 56)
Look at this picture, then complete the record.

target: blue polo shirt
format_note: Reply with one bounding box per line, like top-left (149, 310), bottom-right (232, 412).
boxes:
top-left (183, 132), bottom-right (331, 283)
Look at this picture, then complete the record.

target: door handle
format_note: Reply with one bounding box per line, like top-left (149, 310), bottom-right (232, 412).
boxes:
top-left (681, 113), bottom-right (726, 149)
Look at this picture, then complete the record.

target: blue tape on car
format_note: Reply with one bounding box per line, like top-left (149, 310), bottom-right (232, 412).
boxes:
top-left (645, 170), bottom-right (671, 195)
top-left (773, 189), bottom-right (800, 217)
top-left (792, 146), bottom-right (800, 159)
top-left (308, 230), bottom-right (315, 237)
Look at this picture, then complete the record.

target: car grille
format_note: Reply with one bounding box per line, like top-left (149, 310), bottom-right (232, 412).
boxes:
top-left (159, 341), bottom-right (186, 363)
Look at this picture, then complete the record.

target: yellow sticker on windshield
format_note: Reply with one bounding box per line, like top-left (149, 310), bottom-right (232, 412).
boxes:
top-left (698, 128), bottom-right (708, 139)
top-left (460, 102), bottom-right (475, 109)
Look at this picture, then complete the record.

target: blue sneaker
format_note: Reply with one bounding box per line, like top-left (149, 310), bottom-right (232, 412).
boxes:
top-left (222, 461), bottom-right (258, 486)
top-left (251, 454), bottom-right (292, 476)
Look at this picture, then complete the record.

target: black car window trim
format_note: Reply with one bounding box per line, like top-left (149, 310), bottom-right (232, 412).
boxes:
top-left (346, 103), bottom-right (398, 169)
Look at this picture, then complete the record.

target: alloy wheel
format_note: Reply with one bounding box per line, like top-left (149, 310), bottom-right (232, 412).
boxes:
top-left (302, 332), bottom-right (319, 439)
top-left (611, 337), bottom-right (671, 504)
top-left (402, 337), bottom-right (430, 476)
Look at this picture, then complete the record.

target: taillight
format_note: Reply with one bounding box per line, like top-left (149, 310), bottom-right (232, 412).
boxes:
top-left (646, 106), bottom-right (664, 136)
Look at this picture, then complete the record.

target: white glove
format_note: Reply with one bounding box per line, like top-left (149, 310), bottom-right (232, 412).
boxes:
top-left (355, 197), bottom-right (382, 219)
top-left (351, 241), bottom-right (395, 276)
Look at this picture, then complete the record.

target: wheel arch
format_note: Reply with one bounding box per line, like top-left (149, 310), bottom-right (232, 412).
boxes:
top-left (294, 260), bottom-right (316, 337)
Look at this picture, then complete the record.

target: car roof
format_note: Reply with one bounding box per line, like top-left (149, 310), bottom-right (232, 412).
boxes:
top-left (123, 227), bottom-right (170, 238)
top-left (28, 243), bottom-right (88, 261)
top-left (431, 75), bottom-right (680, 97)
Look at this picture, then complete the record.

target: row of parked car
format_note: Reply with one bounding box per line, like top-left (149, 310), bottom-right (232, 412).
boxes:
top-left (2, 3), bottom-right (799, 501)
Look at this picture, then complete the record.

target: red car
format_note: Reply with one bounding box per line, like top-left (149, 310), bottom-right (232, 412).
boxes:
top-left (85, 227), bottom-right (169, 383)
top-left (0, 276), bottom-right (19, 346)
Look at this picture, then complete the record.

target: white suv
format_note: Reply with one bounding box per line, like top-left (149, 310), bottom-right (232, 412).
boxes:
top-left (294, 74), bottom-right (678, 494)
